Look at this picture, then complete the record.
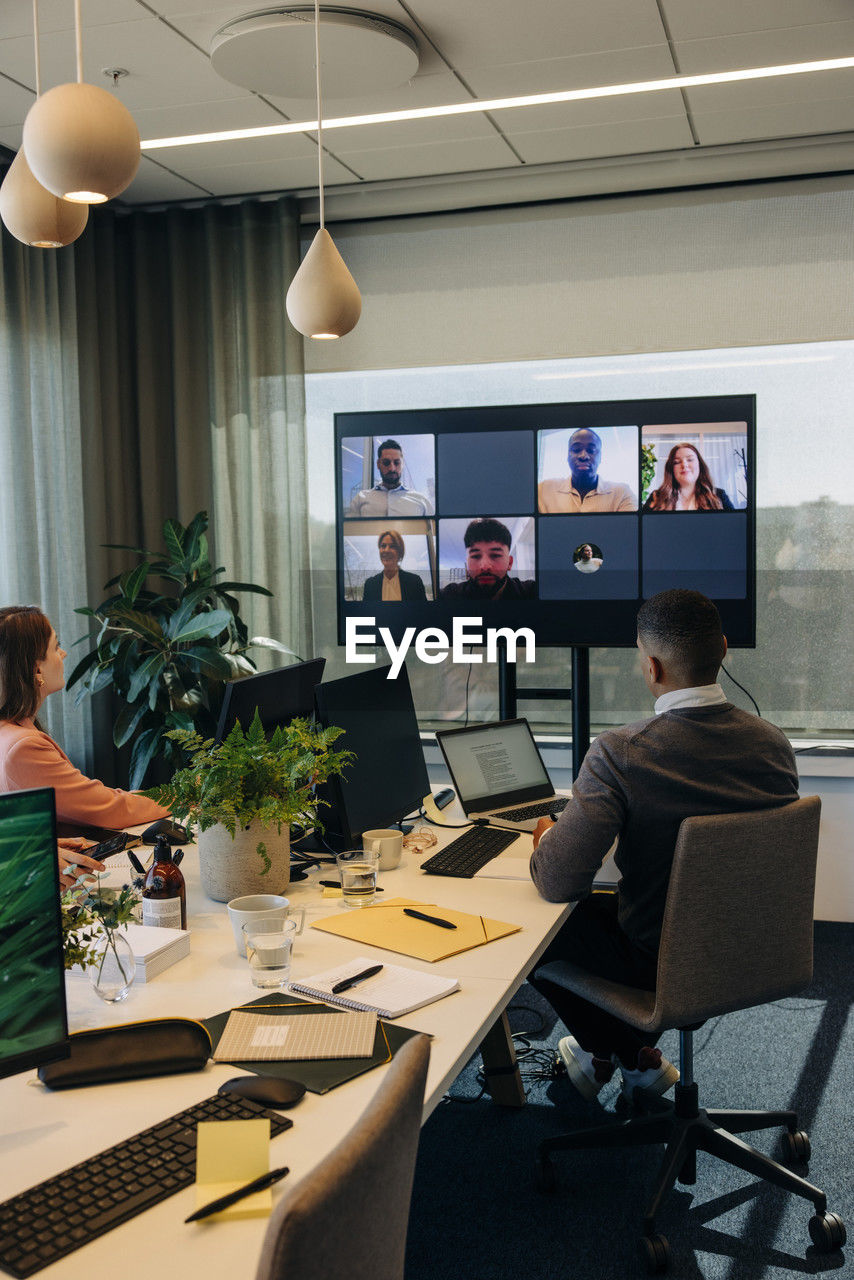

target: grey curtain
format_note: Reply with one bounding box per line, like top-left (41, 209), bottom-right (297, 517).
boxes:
top-left (1, 196), bottom-right (308, 784)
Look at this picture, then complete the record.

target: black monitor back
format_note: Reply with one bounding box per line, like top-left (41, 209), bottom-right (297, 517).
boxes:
top-left (314, 664), bottom-right (429, 848)
top-left (215, 657), bottom-right (326, 742)
top-left (0, 787), bottom-right (69, 1080)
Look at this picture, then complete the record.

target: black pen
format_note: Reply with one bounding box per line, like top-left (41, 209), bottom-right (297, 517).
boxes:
top-left (319, 880), bottom-right (384, 892)
top-left (127, 850), bottom-right (146, 876)
top-left (331, 964), bottom-right (384, 994)
top-left (403, 907), bottom-right (457, 930)
top-left (185, 1167), bottom-right (290, 1223)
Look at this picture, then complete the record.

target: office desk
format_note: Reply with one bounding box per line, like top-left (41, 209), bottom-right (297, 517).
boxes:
top-left (0, 826), bottom-right (570, 1280)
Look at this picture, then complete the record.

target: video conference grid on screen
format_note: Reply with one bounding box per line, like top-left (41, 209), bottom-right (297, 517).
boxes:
top-left (336, 395), bottom-right (756, 648)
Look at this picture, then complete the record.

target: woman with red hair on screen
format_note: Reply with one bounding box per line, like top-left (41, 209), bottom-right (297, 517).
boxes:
top-left (0, 606), bottom-right (167, 886)
top-left (643, 442), bottom-right (734, 512)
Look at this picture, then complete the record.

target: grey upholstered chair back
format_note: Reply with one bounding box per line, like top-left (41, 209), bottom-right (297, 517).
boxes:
top-left (650, 796), bottom-right (821, 1029)
top-left (254, 1033), bottom-right (430, 1280)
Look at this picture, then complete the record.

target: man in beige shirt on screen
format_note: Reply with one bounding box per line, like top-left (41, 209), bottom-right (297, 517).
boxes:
top-left (538, 428), bottom-right (637, 513)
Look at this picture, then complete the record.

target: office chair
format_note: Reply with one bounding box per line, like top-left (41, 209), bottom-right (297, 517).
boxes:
top-left (254, 1033), bottom-right (430, 1280)
top-left (533, 797), bottom-right (846, 1274)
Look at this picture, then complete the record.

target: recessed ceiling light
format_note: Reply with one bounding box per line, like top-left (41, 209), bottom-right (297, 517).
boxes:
top-left (141, 55), bottom-right (854, 151)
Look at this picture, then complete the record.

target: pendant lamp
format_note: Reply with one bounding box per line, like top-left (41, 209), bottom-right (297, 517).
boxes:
top-left (0, 1), bottom-right (87, 247)
top-left (22, 0), bottom-right (139, 204)
top-left (0, 151), bottom-right (88, 248)
top-left (286, 1), bottom-right (361, 339)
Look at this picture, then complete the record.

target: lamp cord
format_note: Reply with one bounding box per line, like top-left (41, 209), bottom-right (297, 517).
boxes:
top-left (314, 0), bottom-right (325, 229)
top-left (74, 0), bottom-right (83, 83)
top-left (32, 0), bottom-right (41, 96)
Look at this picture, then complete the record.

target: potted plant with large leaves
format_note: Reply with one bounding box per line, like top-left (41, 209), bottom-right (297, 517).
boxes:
top-left (67, 511), bottom-right (276, 788)
top-left (145, 712), bottom-right (352, 901)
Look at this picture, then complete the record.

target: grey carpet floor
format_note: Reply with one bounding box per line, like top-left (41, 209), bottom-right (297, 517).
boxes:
top-left (404, 922), bottom-right (853, 1280)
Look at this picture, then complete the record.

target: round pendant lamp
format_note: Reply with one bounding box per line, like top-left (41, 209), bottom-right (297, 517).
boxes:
top-left (285, 0), bottom-right (361, 339)
top-left (0, 149), bottom-right (88, 247)
top-left (21, 0), bottom-right (139, 204)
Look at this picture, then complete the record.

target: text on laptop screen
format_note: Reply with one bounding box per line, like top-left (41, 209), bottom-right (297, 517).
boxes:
top-left (441, 722), bottom-right (550, 805)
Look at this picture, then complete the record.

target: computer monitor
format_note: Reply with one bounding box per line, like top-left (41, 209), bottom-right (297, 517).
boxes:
top-left (215, 657), bottom-right (327, 742)
top-left (313, 664), bottom-right (430, 849)
top-left (0, 787), bottom-right (69, 1081)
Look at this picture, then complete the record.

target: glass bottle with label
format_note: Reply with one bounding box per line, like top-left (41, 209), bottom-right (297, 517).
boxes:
top-left (142, 834), bottom-right (187, 929)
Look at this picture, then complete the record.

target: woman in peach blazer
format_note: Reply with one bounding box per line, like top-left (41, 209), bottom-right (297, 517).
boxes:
top-left (0, 606), bottom-right (167, 884)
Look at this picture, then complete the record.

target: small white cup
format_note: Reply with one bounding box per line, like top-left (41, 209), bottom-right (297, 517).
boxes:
top-left (226, 893), bottom-right (305, 957)
top-left (362, 828), bottom-right (404, 871)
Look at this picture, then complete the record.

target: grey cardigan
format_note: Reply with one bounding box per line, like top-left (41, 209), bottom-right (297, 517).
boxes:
top-left (530, 703), bottom-right (799, 955)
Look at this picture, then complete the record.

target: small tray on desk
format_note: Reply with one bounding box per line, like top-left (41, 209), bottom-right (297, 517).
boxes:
top-left (203, 993), bottom-right (422, 1095)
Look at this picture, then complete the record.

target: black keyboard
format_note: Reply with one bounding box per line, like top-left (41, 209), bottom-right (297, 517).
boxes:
top-left (0, 1092), bottom-right (293, 1278)
top-left (421, 825), bottom-right (519, 878)
top-left (495, 797), bottom-right (568, 822)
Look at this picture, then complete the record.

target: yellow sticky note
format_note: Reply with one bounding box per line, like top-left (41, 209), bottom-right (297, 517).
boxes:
top-left (194, 1119), bottom-right (271, 1220)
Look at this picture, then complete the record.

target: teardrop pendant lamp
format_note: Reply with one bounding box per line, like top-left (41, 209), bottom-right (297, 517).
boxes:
top-left (22, 0), bottom-right (140, 204)
top-left (286, 1), bottom-right (361, 339)
top-left (0, 1), bottom-right (87, 247)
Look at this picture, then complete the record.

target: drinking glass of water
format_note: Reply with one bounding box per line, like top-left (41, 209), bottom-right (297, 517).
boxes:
top-left (336, 849), bottom-right (380, 908)
top-left (242, 918), bottom-right (298, 989)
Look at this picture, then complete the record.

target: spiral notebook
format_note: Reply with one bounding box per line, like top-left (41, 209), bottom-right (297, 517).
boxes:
top-left (289, 957), bottom-right (460, 1018)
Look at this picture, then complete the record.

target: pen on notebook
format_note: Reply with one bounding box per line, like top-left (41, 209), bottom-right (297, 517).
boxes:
top-left (331, 964), bottom-right (384, 994)
top-left (402, 907), bottom-right (457, 930)
top-left (184, 1167), bottom-right (290, 1223)
top-left (318, 880), bottom-right (384, 892)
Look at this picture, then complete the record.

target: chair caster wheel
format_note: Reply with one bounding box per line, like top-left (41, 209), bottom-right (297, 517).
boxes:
top-left (809, 1212), bottom-right (846, 1252)
top-left (535, 1154), bottom-right (556, 1193)
top-left (781, 1130), bottom-right (811, 1164)
top-left (638, 1233), bottom-right (670, 1274)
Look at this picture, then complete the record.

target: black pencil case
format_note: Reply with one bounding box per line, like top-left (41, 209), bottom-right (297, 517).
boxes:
top-left (37, 1018), bottom-right (212, 1090)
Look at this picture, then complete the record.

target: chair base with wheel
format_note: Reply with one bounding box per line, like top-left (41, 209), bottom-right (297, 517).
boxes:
top-left (536, 1028), bottom-right (845, 1274)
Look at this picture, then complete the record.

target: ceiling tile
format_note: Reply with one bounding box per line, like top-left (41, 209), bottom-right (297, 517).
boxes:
top-left (692, 97), bottom-right (854, 146)
top-left (134, 94), bottom-right (286, 140)
top-left (465, 43), bottom-right (677, 98)
top-left (120, 155), bottom-right (215, 201)
top-left (660, 0), bottom-right (854, 42)
top-left (411, 0), bottom-right (666, 67)
top-left (263, 71), bottom-right (473, 118)
top-left (325, 134), bottom-right (517, 181)
top-left (508, 115), bottom-right (695, 165)
top-left (154, 151), bottom-right (358, 196)
top-left (674, 21), bottom-right (854, 74)
top-left (152, 131), bottom-right (322, 169)
top-left (0, 1), bottom-right (140, 40)
top-left (495, 88), bottom-right (688, 134)
top-left (685, 68), bottom-right (854, 113)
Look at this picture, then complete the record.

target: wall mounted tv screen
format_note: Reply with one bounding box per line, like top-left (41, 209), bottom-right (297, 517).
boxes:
top-left (335, 395), bottom-right (756, 649)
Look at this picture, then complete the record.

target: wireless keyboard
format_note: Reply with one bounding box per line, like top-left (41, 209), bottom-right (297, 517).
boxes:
top-left (495, 796), bottom-right (569, 822)
top-left (0, 1091), bottom-right (293, 1278)
top-left (421, 825), bottom-right (519, 877)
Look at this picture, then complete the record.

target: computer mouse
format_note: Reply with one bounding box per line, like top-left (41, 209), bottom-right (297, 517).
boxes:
top-left (218, 1075), bottom-right (307, 1109)
top-left (141, 817), bottom-right (191, 845)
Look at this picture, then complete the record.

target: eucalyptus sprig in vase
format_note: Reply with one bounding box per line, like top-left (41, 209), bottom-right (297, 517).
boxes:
top-left (62, 877), bottom-right (141, 1003)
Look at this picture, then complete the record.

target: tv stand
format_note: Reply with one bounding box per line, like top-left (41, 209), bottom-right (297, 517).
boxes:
top-left (496, 641), bottom-right (590, 781)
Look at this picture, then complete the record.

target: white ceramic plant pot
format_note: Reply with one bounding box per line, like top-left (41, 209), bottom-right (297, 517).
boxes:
top-left (197, 822), bottom-right (291, 903)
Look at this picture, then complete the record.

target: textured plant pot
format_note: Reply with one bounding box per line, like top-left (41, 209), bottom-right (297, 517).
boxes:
top-left (197, 822), bottom-right (291, 903)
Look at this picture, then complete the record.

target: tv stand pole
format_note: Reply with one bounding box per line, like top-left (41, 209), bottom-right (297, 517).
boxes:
top-left (496, 640), bottom-right (591, 781)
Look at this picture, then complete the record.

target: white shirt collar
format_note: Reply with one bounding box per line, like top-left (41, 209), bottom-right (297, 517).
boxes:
top-left (654, 684), bottom-right (727, 715)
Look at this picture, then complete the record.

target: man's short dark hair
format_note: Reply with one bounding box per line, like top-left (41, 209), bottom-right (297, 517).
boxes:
top-left (377, 439), bottom-right (402, 458)
top-left (568, 428), bottom-right (602, 450)
top-left (463, 518), bottom-right (512, 550)
top-left (637, 589), bottom-right (725, 684)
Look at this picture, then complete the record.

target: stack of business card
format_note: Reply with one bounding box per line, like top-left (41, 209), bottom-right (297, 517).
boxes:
top-left (120, 923), bottom-right (190, 982)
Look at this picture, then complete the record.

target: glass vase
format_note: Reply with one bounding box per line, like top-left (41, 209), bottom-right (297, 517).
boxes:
top-left (90, 930), bottom-right (136, 1003)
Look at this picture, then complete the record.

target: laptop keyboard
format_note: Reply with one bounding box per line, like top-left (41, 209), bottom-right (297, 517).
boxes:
top-left (421, 825), bottom-right (519, 878)
top-left (497, 797), bottom-right (568, 822)
top-left (0, 1091), bottom-right (293, 1278)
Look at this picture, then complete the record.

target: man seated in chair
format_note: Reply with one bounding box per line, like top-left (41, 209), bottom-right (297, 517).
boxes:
top-left (529, 588), bottom-right (798, 1103)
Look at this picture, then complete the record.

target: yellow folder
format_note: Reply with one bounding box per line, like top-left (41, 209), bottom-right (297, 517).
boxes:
top-left (310, 897), bottom-right (521, 962)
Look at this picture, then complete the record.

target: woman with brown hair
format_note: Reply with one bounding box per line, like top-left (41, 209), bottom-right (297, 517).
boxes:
top-left (0, 607), bottom-right (167, 877)
top-left (361, 530), bottom-right (428, 601)
top-left (643, 443), bottom-right (734, 512)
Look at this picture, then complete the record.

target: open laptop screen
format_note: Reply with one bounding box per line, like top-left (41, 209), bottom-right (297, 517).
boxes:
top-left (436, 720), bottom-right (554, 812)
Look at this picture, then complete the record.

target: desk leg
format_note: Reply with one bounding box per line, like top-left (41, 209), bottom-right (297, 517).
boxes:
top-left (479, 1011), bottom-right (526, 1108)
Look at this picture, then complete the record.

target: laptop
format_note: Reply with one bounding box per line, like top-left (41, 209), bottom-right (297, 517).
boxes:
top-left (435, 719), bottom-right (569, 832)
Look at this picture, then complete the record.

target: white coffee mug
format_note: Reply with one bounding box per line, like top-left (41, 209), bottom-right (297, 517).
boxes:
top-left (362, 828), bottom-right (404, 871)
top-left (226, 893), bottom-right (305, 957)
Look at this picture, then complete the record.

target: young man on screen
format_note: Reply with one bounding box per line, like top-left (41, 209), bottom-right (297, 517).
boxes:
top-left (348, 439), bottom-right (434, 518)
top-left (538, 428), bottom-right (637, 513)
top-left (439, 518), bottom-right (536, 600)
top-left (528, 589), bottom-right (797, 1101)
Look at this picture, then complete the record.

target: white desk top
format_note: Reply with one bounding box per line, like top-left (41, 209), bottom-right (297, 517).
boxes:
top-left (0, 819), bottom-right (569, 1280)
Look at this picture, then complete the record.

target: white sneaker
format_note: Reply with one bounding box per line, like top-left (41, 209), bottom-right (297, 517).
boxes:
top-left (619, 1046), bottom-right (679, 1102)
top-left (557, 1035), bottom-right (616, 1102)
